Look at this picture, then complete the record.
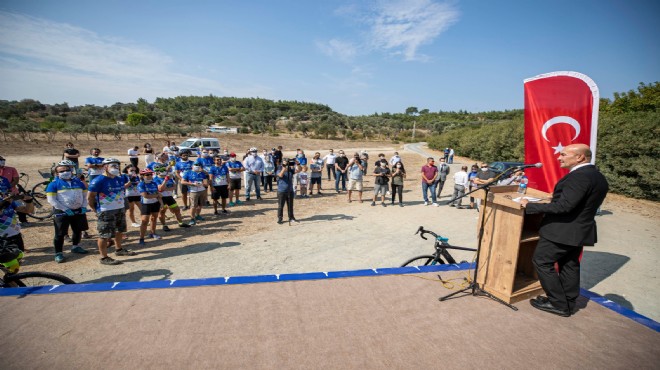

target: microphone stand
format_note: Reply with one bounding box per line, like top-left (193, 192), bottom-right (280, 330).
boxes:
top-left (439, 167), bottom-right (519, 310)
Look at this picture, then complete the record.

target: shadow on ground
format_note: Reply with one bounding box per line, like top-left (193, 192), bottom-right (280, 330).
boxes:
top-left (581, 250), bottom-right (633, 311)
top-left (82, 268), bottom-right (175, 284)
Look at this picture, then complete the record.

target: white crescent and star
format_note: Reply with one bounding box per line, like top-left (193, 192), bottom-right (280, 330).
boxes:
top-left (541, 116), bottom-right (581, 142)
top-left (541, 116), bottom-right (581, 154)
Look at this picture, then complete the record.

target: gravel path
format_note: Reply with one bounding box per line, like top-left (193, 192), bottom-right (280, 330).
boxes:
top-left (6, 141), bottom-right (659, 321)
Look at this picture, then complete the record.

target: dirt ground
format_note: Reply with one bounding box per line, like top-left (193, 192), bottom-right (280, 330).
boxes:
top-left (2, 134), bottom-right (659, 321)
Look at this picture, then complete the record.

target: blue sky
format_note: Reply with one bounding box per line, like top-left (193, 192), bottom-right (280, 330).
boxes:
top-left (0, 0), bottom-right (658, 115)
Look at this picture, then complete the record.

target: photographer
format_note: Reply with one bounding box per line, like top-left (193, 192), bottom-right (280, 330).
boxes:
top-left (276, 158), bottom-right (299, 225)
top-left (347, 153), bottom-right (365, 203)
top-left (0, 183), bottom-right (35, 252)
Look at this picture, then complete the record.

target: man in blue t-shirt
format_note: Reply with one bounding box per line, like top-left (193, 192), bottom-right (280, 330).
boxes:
top-left (87, 157), bottom-right (136, 265)
top-left (181, 165), bottom-right (209, 225)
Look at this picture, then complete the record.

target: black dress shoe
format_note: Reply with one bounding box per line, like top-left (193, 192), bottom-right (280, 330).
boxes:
top-left (530, 298), bottom-right (570, 317)
top-left (534, 295), bottom-right (550, 304)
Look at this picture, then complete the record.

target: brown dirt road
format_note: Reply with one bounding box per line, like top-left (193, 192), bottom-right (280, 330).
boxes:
top-left (2, 135), bottom-right (658, 321)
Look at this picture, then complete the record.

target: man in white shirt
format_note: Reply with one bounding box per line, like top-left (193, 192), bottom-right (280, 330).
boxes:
top-left (451, 165), bottom-right (469, 208)
top-left (322, 149), bottom-right (336, 181)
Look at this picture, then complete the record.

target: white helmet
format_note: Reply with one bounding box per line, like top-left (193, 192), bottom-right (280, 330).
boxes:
top-left (56, 160), bottom-right (76, 168)
top-left (102, 157), bottom-right (120, 165)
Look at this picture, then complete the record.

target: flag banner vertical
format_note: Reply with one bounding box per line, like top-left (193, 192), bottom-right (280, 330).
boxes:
top-left (524, 71), bottom-right (599, 193)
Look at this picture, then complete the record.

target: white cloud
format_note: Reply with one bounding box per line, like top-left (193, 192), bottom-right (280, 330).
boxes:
top-left (336, 0), bottom-right (459, 61)
top-left (0, 11), bottom-right (270, 105)
top-left (316, 38), bottom-right (358, 63)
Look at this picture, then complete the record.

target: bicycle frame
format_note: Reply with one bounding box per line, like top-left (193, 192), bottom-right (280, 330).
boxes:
top-left (401, 227), bottom-right (476, 267)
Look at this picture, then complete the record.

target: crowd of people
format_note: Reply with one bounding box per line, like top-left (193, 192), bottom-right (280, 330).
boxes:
top-left (1, 143), bottom-right (417, 266)
top-left (0, 141), bottom-right (525, 266)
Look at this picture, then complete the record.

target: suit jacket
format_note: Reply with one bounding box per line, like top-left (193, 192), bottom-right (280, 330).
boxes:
top-left (437, 163), bottom-right (450, 181)
top-left (525, 165), bottom-right (608, 247)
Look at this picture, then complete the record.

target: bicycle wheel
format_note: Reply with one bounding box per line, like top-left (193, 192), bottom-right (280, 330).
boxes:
top-left (3, 271), bottom-right (75, 287)
top-left (401, 255), bottom-right (444, 267)
top-left (26, 193), bottom-right (53, 220)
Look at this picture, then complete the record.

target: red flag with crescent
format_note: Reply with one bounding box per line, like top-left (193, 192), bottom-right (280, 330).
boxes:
top-left (524, 71), bottom-right (599, 193)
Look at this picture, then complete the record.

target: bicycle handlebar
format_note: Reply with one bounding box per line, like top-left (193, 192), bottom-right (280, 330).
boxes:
top-left (415, 226), bottom-right (444, 241)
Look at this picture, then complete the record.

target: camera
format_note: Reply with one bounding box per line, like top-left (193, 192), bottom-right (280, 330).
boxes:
top-left (287, 159), bottom-right (296, 167)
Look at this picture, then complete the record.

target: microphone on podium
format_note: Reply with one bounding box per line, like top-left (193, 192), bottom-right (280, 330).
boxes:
top-left (515, 163), bottom-right (543, 170)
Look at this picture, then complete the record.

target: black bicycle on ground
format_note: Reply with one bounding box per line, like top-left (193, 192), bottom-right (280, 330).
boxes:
top-left (0, 235), bottom-right (75, 287)
top-left (401, 226), bottom-right (476, 267)
top-left (16, 170), bottom-right (54, 220)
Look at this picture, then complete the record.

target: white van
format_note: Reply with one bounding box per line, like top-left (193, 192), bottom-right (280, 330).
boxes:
top-left (178, 138), bottom-right (221, 155)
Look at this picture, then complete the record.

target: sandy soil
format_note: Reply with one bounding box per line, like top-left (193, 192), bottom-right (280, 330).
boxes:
top-left (2, 135), bottom-right (659, 321)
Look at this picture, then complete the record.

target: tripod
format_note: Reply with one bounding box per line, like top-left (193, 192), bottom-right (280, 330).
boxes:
top-left (439, 168), bottom-right (519, 310)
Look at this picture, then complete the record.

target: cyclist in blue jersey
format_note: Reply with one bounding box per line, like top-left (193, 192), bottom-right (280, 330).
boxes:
top-left (46, 160), bottom-right (90, 263)
top-left (181, 164), bottom-right (208, 226)
top-left (121, 164), bottom-right (141, 228)
top-left (137, 168), bottom-right (162, 245)
top-left (0, 190), bottom-right (34, 252)
top-left (195, 149), bottom-right (215, 205)
top-left (209, 156), bottom-right (230, 215)
top-left (87, 157), bottom-right (136, 265)
top-left (153, 164), bottom-right (190, 230)
top-left (226, 152), bottom-right (244, 207)
top-left (174, 150), bottom-right (195, 210)
top-left (85, 148), bottom-right (105, 182)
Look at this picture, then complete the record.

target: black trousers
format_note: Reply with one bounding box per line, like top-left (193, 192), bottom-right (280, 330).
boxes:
top-left (391, 184), bottom-right (403, 203)
top-left (53, 211), bottom-right (88, 253)
top-left (326, 164), bottom-right (336, 180)
top-left (532, 238), bottom-right (583, 312)
top-left (277, 191), bottom-right (295, 221)
top-left (264, 175), bottom-right (274, 191)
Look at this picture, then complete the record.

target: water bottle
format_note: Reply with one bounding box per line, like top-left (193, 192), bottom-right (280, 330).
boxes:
top-left (517, 177), bottom-right (528, 194)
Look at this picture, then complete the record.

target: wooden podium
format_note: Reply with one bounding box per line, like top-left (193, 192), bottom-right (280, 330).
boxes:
top-left (474, 185), bottom-right (551, 304)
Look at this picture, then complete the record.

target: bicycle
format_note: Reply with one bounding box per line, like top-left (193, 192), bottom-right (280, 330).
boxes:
top-left (0, 235), bottom-right (75, 287)
top-left (16, 170), bottom-right (54, 220)
top-left (401, 226), bottom-right (476, 267)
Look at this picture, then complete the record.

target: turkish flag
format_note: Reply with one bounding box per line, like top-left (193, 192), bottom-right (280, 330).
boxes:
top-left (524, 71), bottom-right (599, 193)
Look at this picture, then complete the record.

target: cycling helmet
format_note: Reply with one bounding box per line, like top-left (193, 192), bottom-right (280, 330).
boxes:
top-left (139, 168), bottom-right (154, 175)
top-left (249, 147), bottom-right (258, 152)
top-left (56, 160), bottom-right (76, 168)
top-left (102, 157), bottom-right (120, 165)
top-left (152, 163), bottom-right (167, 172)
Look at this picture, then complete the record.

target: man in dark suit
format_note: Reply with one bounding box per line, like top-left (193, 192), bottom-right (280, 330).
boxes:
top-left (521, 143), bottom-right (608, 317)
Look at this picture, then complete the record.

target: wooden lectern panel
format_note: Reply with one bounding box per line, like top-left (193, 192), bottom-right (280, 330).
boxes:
top-left (475, 186), bottom-right (550, 303)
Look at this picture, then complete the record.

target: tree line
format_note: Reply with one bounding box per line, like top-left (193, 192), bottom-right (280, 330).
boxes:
top-left (0, 82), bottom-right (657, 200)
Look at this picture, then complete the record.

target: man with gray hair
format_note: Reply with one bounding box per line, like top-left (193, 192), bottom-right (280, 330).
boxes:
top-left (244, 147), bottom-right (264, 201)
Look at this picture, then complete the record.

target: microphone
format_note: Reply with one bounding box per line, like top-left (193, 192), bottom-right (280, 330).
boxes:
top-left (515, 163), bottom-right (543, 170)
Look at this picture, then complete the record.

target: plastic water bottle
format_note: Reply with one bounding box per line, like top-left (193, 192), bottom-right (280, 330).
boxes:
top-left (517, 177), bottom-right (528, 194)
